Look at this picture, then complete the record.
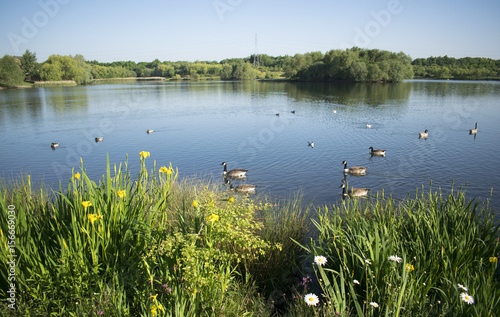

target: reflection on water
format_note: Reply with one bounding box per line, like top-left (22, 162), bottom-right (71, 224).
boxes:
top-left (0, 80), bottom-right (499, 218)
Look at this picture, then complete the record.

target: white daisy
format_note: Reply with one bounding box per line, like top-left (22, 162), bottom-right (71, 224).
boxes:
top-left (304, 293), bottom-right (320, 306)
top-left (458, 284), bottom-right (468, 291)
top-left (314, 255), bottom-right (328, 266)
top-left (353, 279), bottom-right (360, 285)
top-left (388, 255), bottom-right (402, 263)
top-left (370, 302), bottom-right (379, 308)
top-left (460, 292), bottom-right (474, 304)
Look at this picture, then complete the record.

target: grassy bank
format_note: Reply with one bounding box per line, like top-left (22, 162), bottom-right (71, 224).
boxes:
top-left (1, 153), bottom-right (499, 316)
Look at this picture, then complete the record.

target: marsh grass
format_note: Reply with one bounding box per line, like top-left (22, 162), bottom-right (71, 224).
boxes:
top-left (293, 185), bottom-right (500, 316)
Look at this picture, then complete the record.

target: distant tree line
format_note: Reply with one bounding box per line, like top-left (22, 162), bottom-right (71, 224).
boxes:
top-left (1, 49), bottom-right (499, 88)
top-left (412, 56), bottom-right (500, 80)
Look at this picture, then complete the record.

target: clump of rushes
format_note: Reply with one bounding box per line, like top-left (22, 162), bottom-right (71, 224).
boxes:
top-left (293, 185), bottom-right (500, 316)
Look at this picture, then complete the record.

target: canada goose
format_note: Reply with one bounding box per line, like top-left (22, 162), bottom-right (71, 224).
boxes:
top-left (419, 129), bottom-right (429, 138)
top-left (51, 143), bottom-right (59, 149)
top-left (291, 110), bottom-right (295, 114)
top-left (308, 141), bottom-right (314, 148)
top-left (469, 122), bottom-right (478, 134)
top-left (340, 183), bottom-right (369, 198)
top-left (369, 147), bottom-right (386, 156)
top-left (231, 183), bottom-right (258, 193)
top-left (276, 113), bottom-right (280, 117)
top-left (366, 124), bottom-right (372, 128)
top-left (147, 129), bottom-right (154, 134)
top-left (342, 160), bottom-right (367, 175)
top-left (95, 137), bottom-right (103, 142)
top-left (221, 162), bottom-right (248, 178)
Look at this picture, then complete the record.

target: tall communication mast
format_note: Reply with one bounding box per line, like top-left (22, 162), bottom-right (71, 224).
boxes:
top-left (253, 33), bottom-right (259, 68)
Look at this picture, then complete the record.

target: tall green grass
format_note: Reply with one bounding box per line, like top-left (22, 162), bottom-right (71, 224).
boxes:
top-left (293, 186), bottom-right (500, 316)
top-left (0, 153), bottom-right (311, 316)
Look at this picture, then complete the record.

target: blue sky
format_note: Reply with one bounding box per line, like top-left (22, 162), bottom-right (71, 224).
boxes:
top-left (1, 0), bottom-right (499, 63)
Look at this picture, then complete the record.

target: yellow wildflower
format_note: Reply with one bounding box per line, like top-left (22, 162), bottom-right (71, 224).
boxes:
top-left (117, 190), bottom-right (126, 198)
top-left (490, 257), bottom-right (498, 263)
top-left (139, 151), bottom-right (150, 159)
top-left (74, 172), bottom-right (81, 180)
top-left (192, 200), bottom-right (198, 208)
top-left (228, 197), bottom-right (235, 204)
top-left (405, 264), bottom-right (414, 271)
top-left (150, 294), bottom-right (158, 300)
top-left (159, 166), bottom-right (173, 175)
top-left (207, 214), bottom-right (219, 222)
top-left (88, 214), bottom-right (103, 224)
top-left (82, 201), bottom-right (92, 209)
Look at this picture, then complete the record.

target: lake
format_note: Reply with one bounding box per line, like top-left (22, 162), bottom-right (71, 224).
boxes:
top-left (1, 80), bottom-right (499, 216)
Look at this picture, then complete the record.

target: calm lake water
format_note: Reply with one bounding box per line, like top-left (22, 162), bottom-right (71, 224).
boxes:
top-left (1, 80), bottom-right (499, 215)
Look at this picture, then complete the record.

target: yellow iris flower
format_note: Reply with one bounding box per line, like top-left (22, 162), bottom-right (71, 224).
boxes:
top-left (117, 190), bottom-right (126, 198)
top-left (207, 214), bottom-right (219, 222)
top-left (74, 172), bottom-right (81, 180)
top-left (192, 200), bottom-right (198, 208)
top-left (82, 201), bottom-right (92, 209)
top-left (87, 214), bottom-right (103, 224)
top-left (139, 151), bottom-right (150, 159)
top-left (405, 264), bottom-right (415, 271)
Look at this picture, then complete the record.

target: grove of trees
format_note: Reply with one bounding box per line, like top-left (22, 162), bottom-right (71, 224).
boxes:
top-left (1, 48), bottom-right (499, 88)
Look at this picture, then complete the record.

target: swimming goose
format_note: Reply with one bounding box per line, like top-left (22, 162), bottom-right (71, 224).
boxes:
top-left (147, 129), bottom-right (154, 134)
top-left (469, 122), bottom-right (478, 134)
top-left (221, 162), bottom-right (248, 178)
top-left (340, 183), bottom-right (369, 198)
top-left (231, 183), bottom-right (258, 193)
top-left (369, 147), bottom-right (386, 156)
top-left (276, 113), bottom-right (280, 117)
top-left (51, 143), bottom-right (59, 149)
top-left (95, 137), bottom-right (103, 142)
top-left (308, 141), bottom-right (314, 148)
top-left (342, 160), bottom-right (367, 175)
top-left (419, 129), bottom-right (429, 138)
top-left (291, 110), bottom-right (295, 114)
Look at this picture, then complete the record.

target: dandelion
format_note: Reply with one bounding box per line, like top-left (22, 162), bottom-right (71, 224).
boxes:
top-left (87, 214), bottom-right (103, 224)
top-left (405, 264), bottom-right (414, 271)
top-left (365, 259), bottom-right (372, 265)
top-left (192, 200), bottom-right (198, 208)
top-left (82, 201), bottom-right (92, 209)
top-left (74, 172), bottom-right (81, 180)
top-left (304, 293), bottom-right (319, 306)
top-left (207, 214), bottom-right (219, 222)
top-left (139, 151), bottom-right (150, 159)
top-left (489, 257), bottom-right (498, 263)
top-left (353, 279), bottom-right (360, 285)
top-left (460, 292), bottom-right (474, 304)
top-left (117, 190), bottom-right (126, 198)
top-left (458, 284), bottom-right (468, 291)
top-left (314, 255), bottom-right (328, 266)
top-left (370, 302), bottom-right (379, 308)
top-left (388, 255), bottom-right (402, 263)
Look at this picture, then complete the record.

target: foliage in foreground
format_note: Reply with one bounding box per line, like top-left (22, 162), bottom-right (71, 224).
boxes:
top-left (0, 153), bottom-right (499, 316)
top-left (0, 153), bottom-right (311, 316)
top-left (293, 187), bottom-right (500, 316)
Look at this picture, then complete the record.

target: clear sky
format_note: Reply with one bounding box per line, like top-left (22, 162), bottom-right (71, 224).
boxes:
top-left (1, 0), bottom-right (499, 63)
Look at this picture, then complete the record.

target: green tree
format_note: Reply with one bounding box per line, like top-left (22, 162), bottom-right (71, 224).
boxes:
top-left (0, 55), bottom-right (25, 86)
top-left (20, 49), bottom-right (40, 81)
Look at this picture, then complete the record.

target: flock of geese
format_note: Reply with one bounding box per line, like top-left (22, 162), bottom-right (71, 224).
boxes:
top-left (49, 120), bottom-right (479, 198)
top-left (217, 120), bottom-right (480, 198)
